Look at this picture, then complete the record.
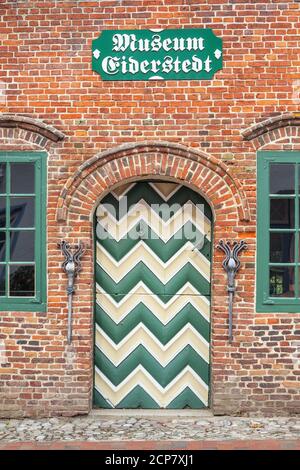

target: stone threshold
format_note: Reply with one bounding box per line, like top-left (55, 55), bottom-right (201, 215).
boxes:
top-left (91, 409), bottom-right (213, 418)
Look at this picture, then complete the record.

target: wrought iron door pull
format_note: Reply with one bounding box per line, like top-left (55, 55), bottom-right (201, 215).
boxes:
top-left (216, 240), bottom-right (247, 343)
top-left (58, 241), bottom-right (85, 344)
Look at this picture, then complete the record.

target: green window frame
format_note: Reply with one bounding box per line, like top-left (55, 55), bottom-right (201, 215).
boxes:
top-left (0, 152), bottom-right (47, 311)
top-left (257, 151), bottom-right (300, 312)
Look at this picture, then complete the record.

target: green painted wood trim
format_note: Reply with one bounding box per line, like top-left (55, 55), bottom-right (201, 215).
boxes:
top-left (94, 380), bottom-right (162, 409)
top-left (167, 387), bottom-right (206, 409)
top-left (94, 385), bottom-right (206, 409)
top-left (95, 346), bottom-right (209, 387)
top-left (256, 151), bottom-right (300, 312)
top-left (101, 182), bottom-right (212, 220)
top-left (95, 302), bottom-right (210, 344)
top-left (93, 388), bottom-right (113, 409)
top-left (115, 386), bottom-right (160, 409)
top-left (0, 151), bottom-right (47, 312)
top-left (97, 221), bottom-right (211, 262)
top-left (96, 262), bottom-right (211, 299)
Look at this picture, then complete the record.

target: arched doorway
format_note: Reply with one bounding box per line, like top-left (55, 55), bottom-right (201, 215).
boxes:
top-left (56, 141), bottom-right (249, 415)
top-left (93, 180), bottom-right (213, 409)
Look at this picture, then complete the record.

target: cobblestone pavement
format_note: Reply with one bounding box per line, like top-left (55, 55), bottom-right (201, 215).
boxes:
top-left (0, 414), bottom-right (299, 442)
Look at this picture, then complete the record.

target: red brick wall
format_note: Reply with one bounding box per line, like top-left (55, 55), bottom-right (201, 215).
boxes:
top-left (0, 0), bottom-right (299, 417)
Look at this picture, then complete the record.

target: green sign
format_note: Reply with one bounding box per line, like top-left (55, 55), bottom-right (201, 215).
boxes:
top-left (92, 29), bottom-right (222, 81)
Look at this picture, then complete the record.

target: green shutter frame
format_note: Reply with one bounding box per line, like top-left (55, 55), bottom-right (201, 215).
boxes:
top-left (257, 151), bottom-right (300, 312)
top-left (0, 152), bottom-right (47, 312)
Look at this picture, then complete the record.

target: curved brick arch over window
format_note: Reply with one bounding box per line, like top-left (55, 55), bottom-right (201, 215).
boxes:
top-left (57, 142), bottom-right (251, 224)
top-left (0, 114), bottom-right (65, 149)
top-left (242, 113), bottom-right (300, 150)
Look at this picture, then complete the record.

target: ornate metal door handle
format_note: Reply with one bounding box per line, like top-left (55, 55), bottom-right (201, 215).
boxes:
top-left (58, 241), bottom-right (85, 344)
top-left (216, 240), bottom-right (247, 343)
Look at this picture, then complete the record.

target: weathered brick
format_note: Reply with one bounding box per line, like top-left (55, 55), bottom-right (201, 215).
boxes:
top-left (0, 0), bottom-right (299, 419)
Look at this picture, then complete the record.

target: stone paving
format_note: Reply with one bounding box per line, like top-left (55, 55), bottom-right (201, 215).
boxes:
top-left (0, 414), bottom-right (299, 442)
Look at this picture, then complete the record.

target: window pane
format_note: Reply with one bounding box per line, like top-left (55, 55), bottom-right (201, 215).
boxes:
top-left (0, 232), bottom-right (5, 262)
top-left (0, 163), bottom-right (6, 193)
top-left (11, 163), bottom-right (35, 194)
top-left (270, 199), bottom-right (295, 228)
top-left (9, 264), bottom-right (35, 297)
top-left (269, 267), bottom-right (295, 297)
top-left (0, 265), bottom-right (5, 296)
top-left (10, 231), bottom-right (34, 262)
top-left (10, 197), bottom-right (35, 228)
top-left (0, 196), bottom-right (5, 228)
top-left (270, 164), bottom-right (295, 195)
top-left (270, 232), bottom-right (295, 263)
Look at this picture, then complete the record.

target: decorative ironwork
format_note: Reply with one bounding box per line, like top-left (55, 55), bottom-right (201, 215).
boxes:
top-left (216, 240), bottom-right (247, 343)
top-left (58, 241), bottom-right (85, 344)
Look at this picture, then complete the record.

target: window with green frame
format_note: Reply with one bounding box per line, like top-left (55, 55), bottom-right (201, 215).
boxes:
top-left (257, 151), bottom-right (300, 312)
top-left (0, 152), bottom-right (46, 311)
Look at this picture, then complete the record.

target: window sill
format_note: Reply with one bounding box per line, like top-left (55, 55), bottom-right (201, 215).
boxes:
top-left (0, 302), bottom-right (47, 312)
top-left (256, 302), bottom-right (300, 313)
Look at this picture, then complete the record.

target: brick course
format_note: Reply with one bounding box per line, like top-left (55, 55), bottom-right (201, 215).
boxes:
top-left (0, 0), bottom-right (299, 417)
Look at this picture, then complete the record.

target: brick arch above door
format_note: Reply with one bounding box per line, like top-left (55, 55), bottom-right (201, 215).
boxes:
top-left (56, 141), bottom-right (251, 224)
top-left (53, 142), bottom-right (252, 414)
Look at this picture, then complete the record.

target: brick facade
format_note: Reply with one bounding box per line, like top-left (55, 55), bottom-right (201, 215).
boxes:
top-left (0, 0), bottom-right (299, 417)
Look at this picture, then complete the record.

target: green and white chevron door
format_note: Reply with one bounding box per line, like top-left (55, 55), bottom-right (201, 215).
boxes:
top-left (94, 181), bottom-right (212, 409)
